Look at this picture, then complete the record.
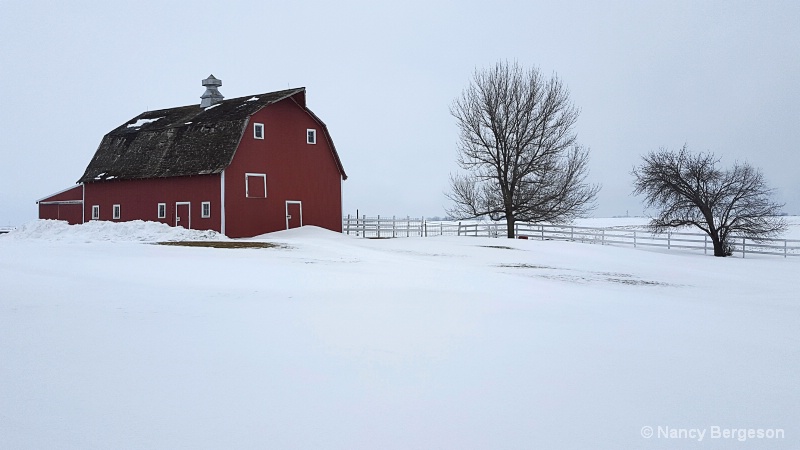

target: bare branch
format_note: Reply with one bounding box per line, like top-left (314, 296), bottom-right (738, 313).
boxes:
top-left (447, 61), bottom-right (599, 237)
top-left (632, 146), bottom-right (786, 256)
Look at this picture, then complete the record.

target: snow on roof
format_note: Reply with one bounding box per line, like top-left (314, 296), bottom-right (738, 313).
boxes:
top-left (127, 117), bottom-right (163, 128)
top-left (77, 87), bottom-right (347, 183)
top-left (246, 97), bottom-right (260, 102)
top-left (204, 104), bottom-right (221, 111)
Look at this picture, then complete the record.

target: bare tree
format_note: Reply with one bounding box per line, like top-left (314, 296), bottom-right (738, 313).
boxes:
top-left (632, 145), bottom-right (786, 257)
top-left (446, 61), bottom-right (599, 238)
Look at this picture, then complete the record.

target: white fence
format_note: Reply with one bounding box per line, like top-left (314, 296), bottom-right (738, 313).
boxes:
top-left (343, 215), bottom-right (456, 238)
top-left (342, 215), bottom-right (800, 258)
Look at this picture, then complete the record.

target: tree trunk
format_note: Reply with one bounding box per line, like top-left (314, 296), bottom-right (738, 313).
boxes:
top-left (709, 231), bottom-right (727, 257)
top-left (506, 215), bottom-right (515, 238)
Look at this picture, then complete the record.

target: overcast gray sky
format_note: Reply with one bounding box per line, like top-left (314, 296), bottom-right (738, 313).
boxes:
top-left (1, 0), bottom-right (798, 226)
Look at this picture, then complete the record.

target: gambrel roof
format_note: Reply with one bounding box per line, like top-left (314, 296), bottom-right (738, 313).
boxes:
top-left (79, 88), bottom-right (346, 183)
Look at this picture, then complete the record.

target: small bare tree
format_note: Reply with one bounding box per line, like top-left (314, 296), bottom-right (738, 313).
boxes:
top-left (632, 145), bottom-right (786, 257)
top-left (446, 61), bottom-right (599, 238)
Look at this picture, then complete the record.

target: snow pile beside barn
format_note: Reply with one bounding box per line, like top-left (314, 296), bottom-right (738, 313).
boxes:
top-left (4, 219), bottom-right (227, 242)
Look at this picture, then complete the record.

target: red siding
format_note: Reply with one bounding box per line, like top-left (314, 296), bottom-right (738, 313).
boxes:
top-left (39, 185), bottom-right (83, 203)
top-left (83, 175), bottom-right (221, 232)
top-left (38, 185), bottom-right (84, 224)
top-left (39, 91), bottom-right (344, 238)
top-left (224, 95), bottom-right (343, 238)
top-left (39, 203), bottom-right (83, 224)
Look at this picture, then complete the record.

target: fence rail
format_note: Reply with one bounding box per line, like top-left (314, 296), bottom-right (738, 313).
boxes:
top-left (342, 215), bottom-right (800, 258)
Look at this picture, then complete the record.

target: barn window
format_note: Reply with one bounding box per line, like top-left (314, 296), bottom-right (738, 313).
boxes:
top-left (254, 123), bottom-right (264, 140)
top-left (201, 202), bottom-right (211, 218)
top-left (112, 204), bottom-right (121, 220)
top-left (307, 129), bottom-right (317, 144)
top-left (91, 205), bottom-right (99, 220)
top-left (157, 203), bottom-right (166, 219)
top-left (245, 173), bottom-right (267, 198)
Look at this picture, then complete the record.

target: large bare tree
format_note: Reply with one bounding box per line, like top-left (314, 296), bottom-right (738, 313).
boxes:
top-left (632, 145), bottom-right (786, 257)
top-left (446, 61), bottom-right (599, 238)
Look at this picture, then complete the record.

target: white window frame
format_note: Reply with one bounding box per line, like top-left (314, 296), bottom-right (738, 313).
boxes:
top-left (157, 203), bottom-right (166, 219)
top-left (245, 173), bottom-right (267, 198)
top-left (201, 201), bottom-right (211, 218)
top-left (112, 204), bottom-right (121, 220)
top-left (306, 128), bottom-right (317, 144)
top-left (285, 200), bottom-right (303, 230)
top-left (254, 123), bottom-right (264, 140)
top-left (175, 202), bottom-right (191, 229)
top-left (91, 205), bottom-right (99, 220)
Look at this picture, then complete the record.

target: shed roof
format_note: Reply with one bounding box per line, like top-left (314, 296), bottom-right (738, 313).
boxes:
top-left (79, 88), bottom-right (346, 183)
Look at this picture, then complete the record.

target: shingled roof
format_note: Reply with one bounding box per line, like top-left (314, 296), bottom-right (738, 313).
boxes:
top-left (79, 88), bottom-right (346, 183)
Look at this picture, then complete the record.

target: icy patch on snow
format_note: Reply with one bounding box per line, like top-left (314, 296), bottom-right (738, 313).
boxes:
top-left (127, 117), bottom-right (163, 128)
top-left (4, 220), bottom-right (228, 243)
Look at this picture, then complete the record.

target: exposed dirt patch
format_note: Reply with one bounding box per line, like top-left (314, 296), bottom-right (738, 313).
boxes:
top-left (479, 245), bottom-right (517, 250)
top-left (156, 241), bottom-right (287, 249)
top-left (497, 263), bottom-right (556, 269)
top-left (605, 277), bottom-right (670, 286)
top-left (497, 264), bottom-right (674, 287)
top-left (594, 271), bottom-right (634, 278)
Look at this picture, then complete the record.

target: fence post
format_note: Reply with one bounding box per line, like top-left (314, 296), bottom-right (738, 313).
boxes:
top-left (345, 214), bottom-right (351, 235)
top-left (377, 215), bottom-right (381, 238)
top-left (392, 215), bottom-right (396, 238)
top-left (571, 226), bottom-right (574, 241)
top-left (362, 214), bottom-right (366, 238)
top-left (742, 237), bottom-right (746, 258)
top-left (633, 230), bottom-right (637, 248)
top-left (704, 235), bottom-right (707, 255)
top-left (541, 225), bottom-right (544, 240)
top-left (424, 218), bottom-right (428, 237)
top-left (406, 216), bottom-right (410, 237)
top-left (602, 229), bottom-right (605, 245)
top-left (440, 221), bottom-right (443, 236)
top-left (668, 231), bottom-right (671, 250)
top-left (785, 239), bottom-right (788, 258)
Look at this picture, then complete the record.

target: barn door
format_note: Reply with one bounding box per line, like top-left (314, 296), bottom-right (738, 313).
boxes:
top-left (285, 201), bottom-right (302, 230)
top-left (175, 202), bottom-right (191, 229)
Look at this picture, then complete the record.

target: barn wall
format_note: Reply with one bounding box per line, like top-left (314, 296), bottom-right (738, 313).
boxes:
top-left (83, 175), bottom-right (221, 232)
top-left (224, 95), bottom-right (343, 238)
top-left (39, 185), bottom-right (83, 202)
top-left (38, 185), bottom-right (84, 224)
top-left (39, 203), bottom-right (84, 224)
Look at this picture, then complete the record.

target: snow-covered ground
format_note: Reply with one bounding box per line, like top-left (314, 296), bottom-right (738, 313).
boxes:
top-left (1, 220), bottom-right (798, 449)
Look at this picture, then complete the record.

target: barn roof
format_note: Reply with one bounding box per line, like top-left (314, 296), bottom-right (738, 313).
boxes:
top-left (78, 88), bottom-right (347, 183)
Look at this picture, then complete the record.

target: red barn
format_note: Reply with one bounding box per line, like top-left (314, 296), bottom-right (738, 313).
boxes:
top-left (37, 75), bottom-right (347, 238)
